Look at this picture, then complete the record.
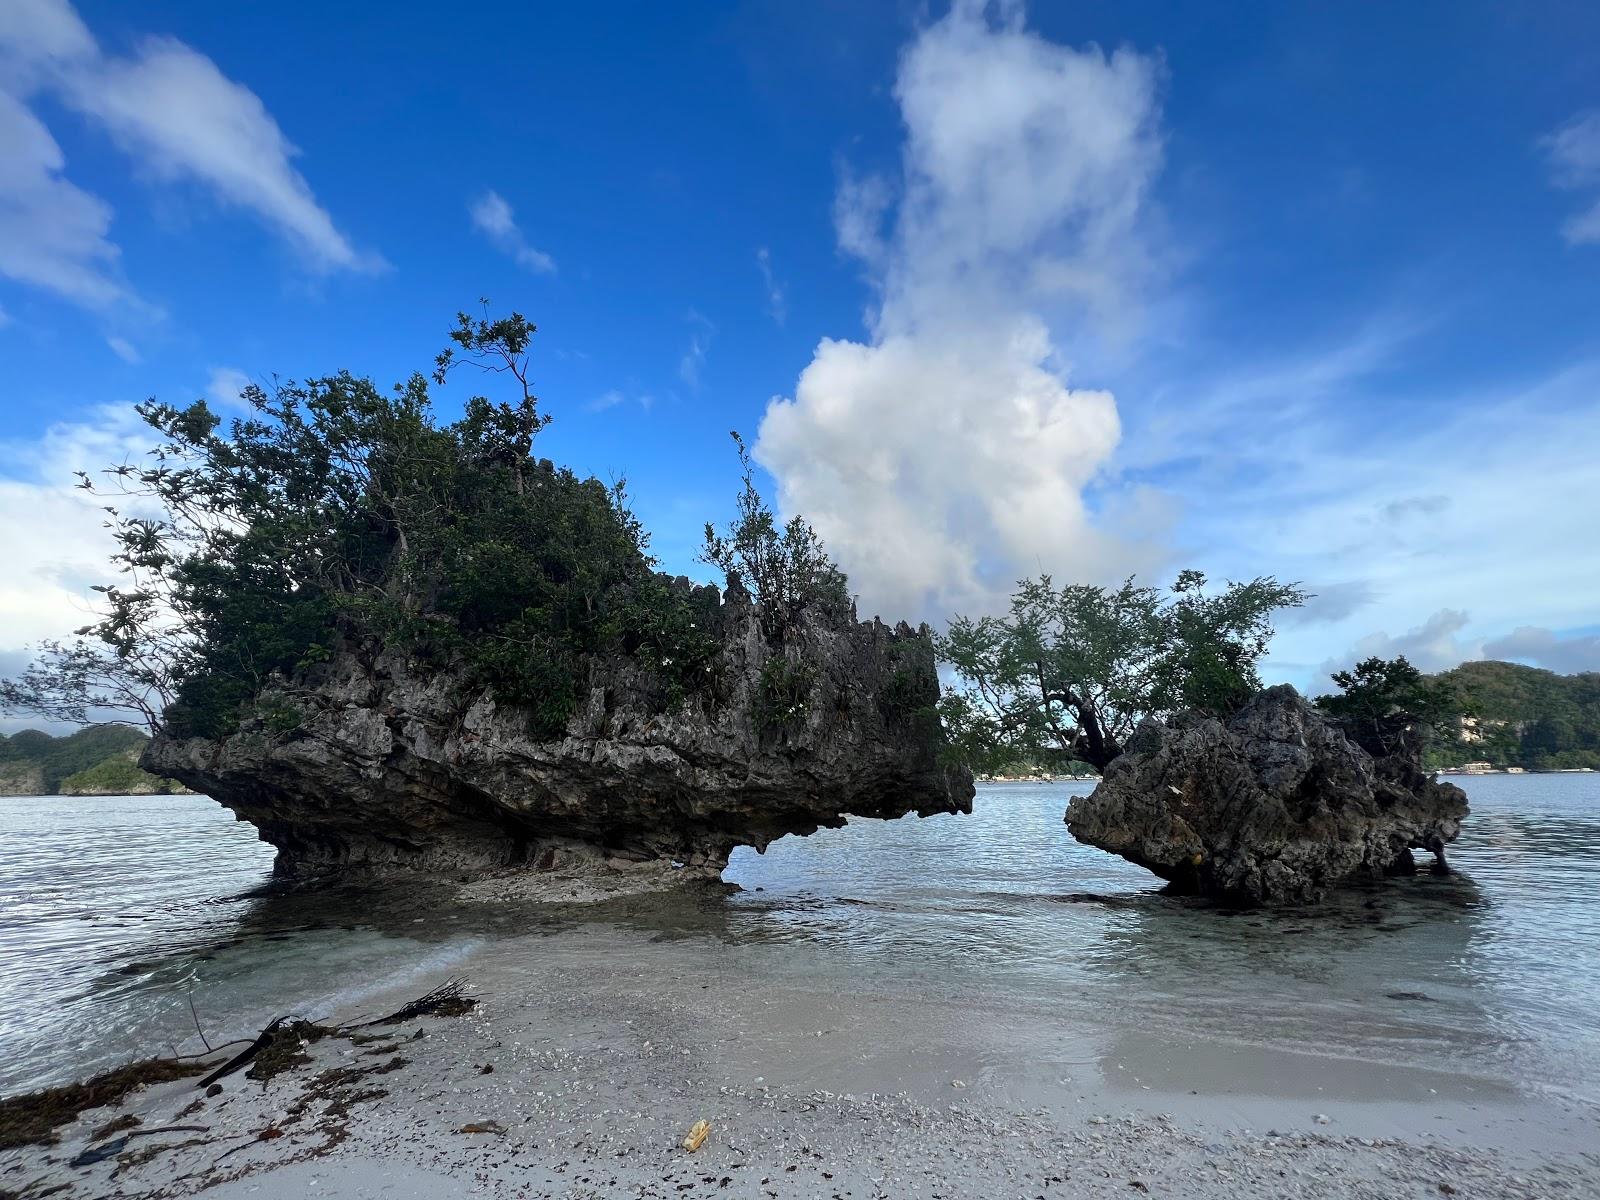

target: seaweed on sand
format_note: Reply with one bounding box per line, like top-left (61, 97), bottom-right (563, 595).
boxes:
top-left (0, 1058), bottom-right (204, 1148)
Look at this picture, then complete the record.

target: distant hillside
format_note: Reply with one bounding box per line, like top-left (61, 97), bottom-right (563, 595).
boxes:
top-left (1428, 660), bottom-right (1600, 770)
top-left (0, 727), bottom-right (188, 796)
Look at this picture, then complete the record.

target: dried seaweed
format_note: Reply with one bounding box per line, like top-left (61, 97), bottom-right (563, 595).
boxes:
top-left (0, 1059), bottom-right (203, 1149)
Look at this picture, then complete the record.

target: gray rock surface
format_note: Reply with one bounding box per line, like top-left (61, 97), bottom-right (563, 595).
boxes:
top-left (144, 591), bottom-right (972, 879)
top-left (1065, 685), bottom-right (1468, 903)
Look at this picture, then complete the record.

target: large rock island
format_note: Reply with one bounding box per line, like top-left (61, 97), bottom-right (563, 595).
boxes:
top-left (1065, 685), bottom-right (1468, 903)
top-left (145, 588), bottom-right (973, 881)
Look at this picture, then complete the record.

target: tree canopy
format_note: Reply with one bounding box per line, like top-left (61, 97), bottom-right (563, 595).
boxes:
top-left (699, 432), bottom-right (849, 637)
top-left (938, 571), bottom-right (1306, 772)
top-left (1314, 655), bottom-right (1465, 761)
top-left (0, 307), bottom-right (736, 740)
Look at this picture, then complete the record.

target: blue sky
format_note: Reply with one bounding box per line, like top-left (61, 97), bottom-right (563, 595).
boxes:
top-left (2, 0), bottom-right (1599, 717)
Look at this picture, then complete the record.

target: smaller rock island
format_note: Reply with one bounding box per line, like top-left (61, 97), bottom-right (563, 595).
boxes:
top-left (1065, 685), bottom-right (1469, 903)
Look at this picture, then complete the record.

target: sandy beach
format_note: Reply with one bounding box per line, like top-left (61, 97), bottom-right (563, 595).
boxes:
top-left (6, 919), bottom-right (1598, 1200)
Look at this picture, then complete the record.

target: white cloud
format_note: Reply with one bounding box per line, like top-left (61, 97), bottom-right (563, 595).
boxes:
top-left (679, 310), bottom-right (714, 389)
top-left (586, 388), bottom-right (653, 414)
top-left (1312, 616), bottom-right (1600, 695)
top-left (1542, 110), bottom-right (1600, 245)
top-left (469, 190), bottom-right (556, 274)
top-left (205, 366), bottom-right (252, 409)
top-left (0, 88), bottom-right (125, 307)
top-left (1146, 326), bottom-right (1600, 691)
top-left (756, 1), bottom-right (1166, 621)
top-left (68, 37), bottom-right (380, 273)
top-left (0, 0), bottom-right (94, 84)
top-left (1482, 627), bottom-right (1600, 675)
top-left (0, 0), bottom-right (377, 311)
top-left (755, 247), bottom-right (786, 325)
top-left (0, 405), bottom-right (152, 657)
top-left (106, 335), bottom-right (139, 363)
top-left (1316, 610), bottom-right (1480, 688)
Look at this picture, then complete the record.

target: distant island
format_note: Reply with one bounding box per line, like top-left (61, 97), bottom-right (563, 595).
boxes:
top-left (0, 727), bottom-right (186, 797)
top-left (1425, 660), bottom-right (1600, 772)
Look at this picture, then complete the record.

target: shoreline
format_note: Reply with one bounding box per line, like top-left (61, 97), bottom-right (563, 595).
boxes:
top-left (6, 923), bottom-right (1598, 1199)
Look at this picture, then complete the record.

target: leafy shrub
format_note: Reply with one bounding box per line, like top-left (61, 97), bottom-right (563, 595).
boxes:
top-left (755, 656), bottom-right (816, 731)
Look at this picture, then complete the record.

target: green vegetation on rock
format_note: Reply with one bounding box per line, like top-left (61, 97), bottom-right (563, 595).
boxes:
top-left (0, 307), bottom-right (848, 746)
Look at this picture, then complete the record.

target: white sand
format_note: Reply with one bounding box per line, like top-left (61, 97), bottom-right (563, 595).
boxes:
top-left (5, 924), bottom-right (1598, 1199)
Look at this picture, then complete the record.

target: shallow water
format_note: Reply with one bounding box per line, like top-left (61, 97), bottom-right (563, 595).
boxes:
top-left (1, 775), bottom-right (1598, 1101)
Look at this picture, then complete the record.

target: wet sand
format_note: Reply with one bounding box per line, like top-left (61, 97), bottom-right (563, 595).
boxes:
top-left (6, 924), bottom-right (1598, 1199)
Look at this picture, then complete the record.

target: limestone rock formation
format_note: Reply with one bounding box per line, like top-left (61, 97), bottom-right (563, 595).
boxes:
top-left (144, 588), bottom-right (972, 880)
top-left (1064, 685), bottom-right (1468, 903)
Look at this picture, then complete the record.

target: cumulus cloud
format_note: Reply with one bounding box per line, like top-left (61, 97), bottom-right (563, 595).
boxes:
top-left (1312, 615), bottom-right (1600, 696)
top-left (756, 0), bottom-right (1166, 620)
top-left (0, 0), bottom-right (376, 309)
top-left (1543, 110), bottom-right (1600, 245)
top-left (469, 190), bottom-right (556, 274)
top-left (1482, 627), bottom-right (1600, 675)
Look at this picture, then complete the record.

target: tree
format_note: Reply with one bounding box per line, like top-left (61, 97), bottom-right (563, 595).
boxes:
top-left (699, 431), bottom-right (849, 636)
top-left (938, 571), bottom-right (1306, 772)
top-left (1314, 655), bottom-right (1464, 761)
top-left (1, 307), bottom-right (720, 741)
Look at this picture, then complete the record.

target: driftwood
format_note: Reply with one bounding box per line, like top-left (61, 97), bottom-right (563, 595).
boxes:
top-left (347, 977), bottom-right (475, 1028)
top-left (195, 978), bottom-right (475, 1089)
top-left (196, 1017), bottom-right (304, 1088)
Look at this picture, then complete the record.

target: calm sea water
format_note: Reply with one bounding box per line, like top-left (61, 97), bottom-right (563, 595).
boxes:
top-left (1, 775), bottom-right (1598, 1101)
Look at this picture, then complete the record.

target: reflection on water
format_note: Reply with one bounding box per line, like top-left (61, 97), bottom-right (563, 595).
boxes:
top-left (1, 774), bottom-right (1598, 1101)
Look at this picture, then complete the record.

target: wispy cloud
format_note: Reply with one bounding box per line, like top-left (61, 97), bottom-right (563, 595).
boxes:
top-left (1150, 333), bottom-right (1600, 689)
top-left (1483, 626), bottom-right (1600, 674)
top-left (1542, 110), bottom-right (1600, 245)
top-left (679, 310), bottom-right (714, 388)
top-left (469, 190), bottom-right (556, 274)
top-left (586, 388), bottom-right (653, 414)
top-left (0, 0), bottom-right (379, 312)
top-left (0, 88), bottom-right (126, 307)
top-left (73, 37), bottom-right (383, 273)
top-left (755, 247), bottom-right (786, 325)
top-left (105, 335), bottom-right (138, 363)
top-left (205, 366), bottom-right (252, 409)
